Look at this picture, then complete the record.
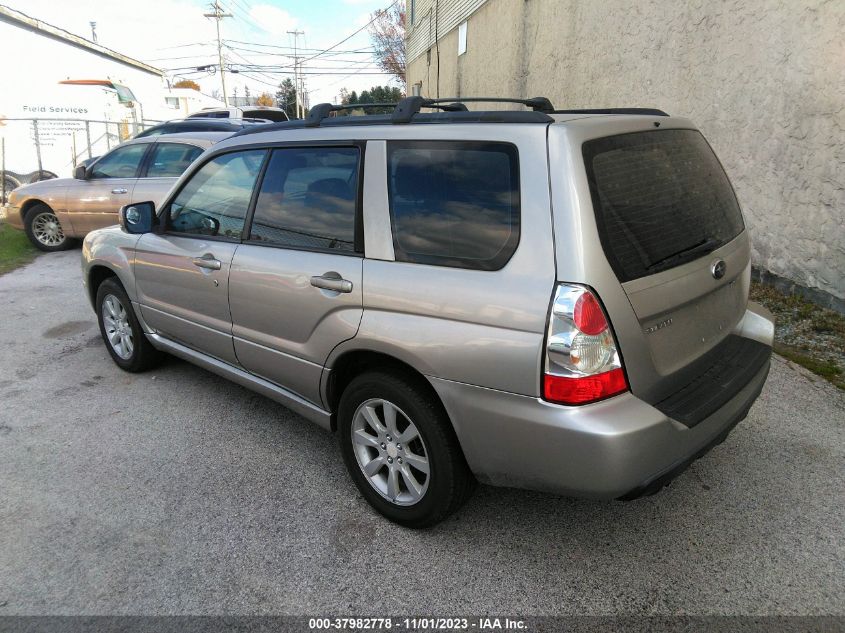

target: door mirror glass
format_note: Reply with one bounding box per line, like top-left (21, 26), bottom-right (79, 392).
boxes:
top-left (200, 216), bottom-right (220, 235)
top-left (120, 201), bottom-right (156, 234)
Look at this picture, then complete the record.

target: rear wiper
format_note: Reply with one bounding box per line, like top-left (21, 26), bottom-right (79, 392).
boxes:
top-left (647, 237), bottom-right (721, 271)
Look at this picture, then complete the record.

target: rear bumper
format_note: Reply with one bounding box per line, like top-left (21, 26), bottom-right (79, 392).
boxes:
top-left (429, 308), bottom-right (773, 499)
top-left (617, 361), bottom-right (769, 500)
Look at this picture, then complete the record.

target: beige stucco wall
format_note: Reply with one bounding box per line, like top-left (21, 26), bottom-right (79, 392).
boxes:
top-left (407, 0), bottom-right (845, 307)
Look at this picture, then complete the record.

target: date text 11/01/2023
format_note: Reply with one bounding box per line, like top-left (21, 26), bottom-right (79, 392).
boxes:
top-left (308, 617), bottom-right (528, 630)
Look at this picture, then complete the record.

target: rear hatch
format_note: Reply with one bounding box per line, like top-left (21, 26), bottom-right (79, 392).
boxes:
top-left (549, 118), bottom-right (753, 406)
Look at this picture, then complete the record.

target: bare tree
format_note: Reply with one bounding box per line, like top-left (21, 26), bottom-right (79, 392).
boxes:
top-left (368, 0), bottom-right (406, 87)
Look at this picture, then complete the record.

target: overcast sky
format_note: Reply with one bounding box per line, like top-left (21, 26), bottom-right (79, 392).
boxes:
top-left (6, 0), bottom-right (400, 106)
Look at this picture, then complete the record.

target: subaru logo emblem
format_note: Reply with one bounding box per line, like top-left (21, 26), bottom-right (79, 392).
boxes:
top-left (711, 259), bottom-right (727, 280)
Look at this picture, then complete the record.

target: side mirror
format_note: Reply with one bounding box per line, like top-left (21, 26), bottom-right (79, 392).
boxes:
top-left (200, 216), bottom-right (220, 235)
top-left (119, 201), bottom-right (156, 234)
top-left (74, 157), bottom-right (99, 180)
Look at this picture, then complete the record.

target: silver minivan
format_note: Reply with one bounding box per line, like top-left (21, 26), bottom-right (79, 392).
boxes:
top-left (80, 97), bottom-right (774, 527)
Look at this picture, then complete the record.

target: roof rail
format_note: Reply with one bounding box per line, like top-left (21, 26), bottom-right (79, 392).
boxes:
top-left (392, 96), bottom-right (554, 123)
top-left (553, 107), bottom-right (670, 116)
top-left (230, 97), bottom-right (669, 136)
top-left (305, 102), bottom-right (401, 127)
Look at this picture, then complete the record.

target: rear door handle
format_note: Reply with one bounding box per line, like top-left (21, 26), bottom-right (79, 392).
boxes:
top-left (192, 254), bottom-right (222, 270)
top-left (310, 274), bottom-right (353, 293)
top-left (111, 188), bottom-right (128, 194)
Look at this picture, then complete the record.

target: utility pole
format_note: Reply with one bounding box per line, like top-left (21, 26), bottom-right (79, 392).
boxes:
top-left (287, 29), bottom-right (304, 118)
top-left (204, 1), bottom-right (232, 106)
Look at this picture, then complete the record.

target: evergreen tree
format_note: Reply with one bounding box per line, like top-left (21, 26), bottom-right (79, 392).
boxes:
top-left (275, 78), bottom-right (298, 119)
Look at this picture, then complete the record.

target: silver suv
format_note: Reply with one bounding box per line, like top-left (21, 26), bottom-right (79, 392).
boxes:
top-left (81, 97), bottom-right (775, 528)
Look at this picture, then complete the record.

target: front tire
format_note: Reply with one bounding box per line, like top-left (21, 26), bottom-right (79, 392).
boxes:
top-left (338, 371), bottom-right (475, 528)
top-left (24, 203), bottom-right (73, 252)
top-left (96, 278), bottom-right (162, 372)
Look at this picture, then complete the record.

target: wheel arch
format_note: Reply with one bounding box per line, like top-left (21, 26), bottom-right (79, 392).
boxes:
top-left (20, 197), bottom-right (50, 218)
top-left (87, 265), bottom-right (120, 308)
top-left (82, 227), bottom-right (142, 309)
top-left (324, 349), bottom-right (448, 434)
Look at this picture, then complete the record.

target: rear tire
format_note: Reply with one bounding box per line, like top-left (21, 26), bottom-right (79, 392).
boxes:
top-left (338, 371), bottom-right (475, 528)
top-left (96, 278), bottom-right (162, 372)
top-left (24, 203), bottom-right (73, 252)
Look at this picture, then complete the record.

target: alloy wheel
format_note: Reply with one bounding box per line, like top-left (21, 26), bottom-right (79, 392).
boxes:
top-left (31, 211), bottom-right (65, 247)
top-left (101, 294), bottom-right (134, 360)
top-left (351, 398), bottom-right (430, 506)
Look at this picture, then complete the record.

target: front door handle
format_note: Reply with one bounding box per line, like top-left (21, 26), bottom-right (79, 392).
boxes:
top-left (310, 273), bottom-right (353, 293)
top-left (111, 188), bottom-right (128, 194)
top-left (192, 254), bottom-right (222, 270)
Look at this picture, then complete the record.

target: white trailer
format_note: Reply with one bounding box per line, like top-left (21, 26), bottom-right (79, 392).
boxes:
top-left (0, 5), bottom-right (167, 198)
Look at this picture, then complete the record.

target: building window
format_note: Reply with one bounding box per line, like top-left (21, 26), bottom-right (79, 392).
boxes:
top-left (458, 21), bottom-right (467, 55)
top-left (165, 97), bottom-right (180, 109)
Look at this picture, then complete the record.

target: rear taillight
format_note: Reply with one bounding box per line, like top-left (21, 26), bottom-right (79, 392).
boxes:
top-left (542, 284), bottom-right (628, 405)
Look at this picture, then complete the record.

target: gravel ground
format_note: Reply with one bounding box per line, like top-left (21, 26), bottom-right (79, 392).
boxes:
top-left (0, 251), bottom-right (843, 615)
top-left (750, 282), bottom-right (845, 390)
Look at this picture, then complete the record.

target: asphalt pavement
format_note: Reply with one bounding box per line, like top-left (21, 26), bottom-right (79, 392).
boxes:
top-left (0, 250), bottom-right (842, 615)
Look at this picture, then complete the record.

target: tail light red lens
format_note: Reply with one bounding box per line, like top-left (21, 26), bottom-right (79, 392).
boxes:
top-left (543, 284), bottom-right (628, 405)
top-left (573, 292), bottom-right (607, 335)
top-left (543, 368), bottom-right (628, 405)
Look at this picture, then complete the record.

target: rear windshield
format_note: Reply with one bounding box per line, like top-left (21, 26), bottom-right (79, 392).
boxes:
top-left (189, 111), bottom-right (230, 119)
top-left (243, 109), bottom-right (288, 122)
top-left (583, 129), bottom-right (744, 282)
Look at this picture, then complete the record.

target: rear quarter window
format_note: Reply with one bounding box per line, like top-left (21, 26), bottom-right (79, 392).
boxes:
top-left (583, 129), bottom-right (745, 282)
top-left (386, 141), bottom-right (520, 271)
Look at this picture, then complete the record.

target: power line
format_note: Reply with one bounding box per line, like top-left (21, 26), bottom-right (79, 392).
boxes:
top-left (313, 64), bottom-right (374, 96)
top-left (224, 44), bottom-right (282, 85)
top-left (154, 41), bottom-right (215, 51)
top-left (162, 65), bottom-right (395, 76)
top-left (227, 0), bottom-right (253, 16)
top-left (226, 65), bottom-right (388, 72)
top-left (225, 45), bottom-right (379, 65)
top-left (145, 52), bottom-right (217, 62)
top-left (300, 0), bottom-right (397, 64)
top-left (161, 0), bottom-right (397, 104)
top-left (224, 39), bottom-right (376, 54)
top-left (219, 0), bottom-right (264, 34)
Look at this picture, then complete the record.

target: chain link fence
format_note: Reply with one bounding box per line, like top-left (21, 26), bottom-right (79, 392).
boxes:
top-left (1, 117), bottom-right (162, 203)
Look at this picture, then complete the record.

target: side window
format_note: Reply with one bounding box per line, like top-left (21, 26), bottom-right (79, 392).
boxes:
top-left (168, 150), bottom-right (266, 239)
top-left (146, 143), bottom-right (204, 178)
top-left (249, 147), bottom-right (359, 252)
top-left (90, 144), bottom-right (147, 179)
top-left (386, 141), bottom-right (520, 270)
